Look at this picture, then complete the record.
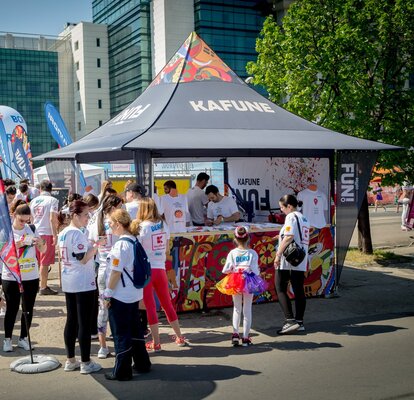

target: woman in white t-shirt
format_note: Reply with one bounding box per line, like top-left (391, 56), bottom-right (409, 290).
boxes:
top-left (274, 194), bottom-right (310, 335)
top-left (103, 209), bottom-right (151, 381)
top-left (2, 203), bottom-right (46, 353)
top-left (88, 194), bottom-right (122, 359)
top-left (136, 197), bottom-right (186, 352)
top-left (58, 200), bottom-right (103, 374)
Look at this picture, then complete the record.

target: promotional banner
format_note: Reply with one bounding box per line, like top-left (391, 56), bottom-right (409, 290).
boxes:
top-left (0, 119), bottom-right (11, 179)
top-left (227, 157), bottom-right (330, 221)
top-left (134, 150), bottom-right (152, 195)
top-left (336, 150), bottom-right (378, 276)
top-left (0, 173), bottom-right (22, 291)
top-left (44, 102), bottom-right (86, 191)
top-left (45, 160), bottom-right (76, 193)
top-left (0, 105), bottom-right (33, 181)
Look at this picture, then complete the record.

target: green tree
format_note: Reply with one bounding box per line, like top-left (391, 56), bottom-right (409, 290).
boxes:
top-left (248, 0), bottom-right (414, 185)
top-left (247, 0), bottom-right (414, 252)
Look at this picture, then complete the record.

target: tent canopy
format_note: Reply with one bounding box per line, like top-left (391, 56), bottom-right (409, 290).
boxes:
top-left (35, 32), bottom-right (399, 163)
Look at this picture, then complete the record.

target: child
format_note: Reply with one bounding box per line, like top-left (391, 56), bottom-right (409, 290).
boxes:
top-left (217, 226), bottom-right (266, 347)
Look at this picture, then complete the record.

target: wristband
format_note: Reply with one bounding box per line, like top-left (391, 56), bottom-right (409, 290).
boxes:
top-left (103, 288), bottom-right (113, 299)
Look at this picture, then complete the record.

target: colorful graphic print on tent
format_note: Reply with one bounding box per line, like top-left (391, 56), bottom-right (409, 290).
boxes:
top-left (150, 32), bottom-right (240, 86)
top-left (11, 124), bottom-right (33, 180)
top-left (166, 227), bottom-right (335, 313)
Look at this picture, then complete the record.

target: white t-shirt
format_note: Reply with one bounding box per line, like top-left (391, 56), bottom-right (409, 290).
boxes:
top-left (125, 200), bottom-right (140, 220)
top-left (152, 193), bottom-right (164, 215)
top-left (30, 192), bottom-right (59, 235)
top-left (58, 226), bottom-right (96, 293)
top-left (137, 220), bottom-right (170, 270)
top-left (2, 225), bottom-right (40, 281)
top-left (297, 188), bottom-right (328, 229)
top-left (107, 234), bottom-right (143, 303)
top-left (279, 211), bottom-right (310, 272)
top-left (207, 196), bottom-right (239, 220)
top-left (222, 248), bottom-right (260, 275)
top-left (160, 194), bottom-right (189, 233)
top-left (88, 217), bottom-right (119, 273)
top-left (187, 186), bottom-right (208, 224)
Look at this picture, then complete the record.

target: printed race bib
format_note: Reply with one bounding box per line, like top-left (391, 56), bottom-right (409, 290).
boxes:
top-left (19, 257), bottom-right (36, 273)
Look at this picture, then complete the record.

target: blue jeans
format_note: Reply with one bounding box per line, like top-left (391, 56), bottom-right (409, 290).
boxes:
top-left (108, 298), bottom-right (151, 379)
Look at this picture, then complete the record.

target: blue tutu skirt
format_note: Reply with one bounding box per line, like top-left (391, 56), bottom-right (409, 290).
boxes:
top-left (243, 272), bottom-right (268, 295)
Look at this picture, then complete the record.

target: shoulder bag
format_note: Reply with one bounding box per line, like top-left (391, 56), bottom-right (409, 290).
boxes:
top-left (282, 213), bottom-right (306, 267)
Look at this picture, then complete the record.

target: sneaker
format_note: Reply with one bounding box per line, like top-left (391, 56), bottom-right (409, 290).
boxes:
top-left (0, 307), bottom-right (6, 318)
top-left (145, 340), bottom-right (162, 352)
top-left (231, 333), bottom-right (240, 346)
top-left (80, 360), bottom-right (102, 374)
top-left (3, 338), bottom-right (13, 352)
top-left (97, 347), bottom-right (110, 359)
top-left (277, 320), bottom-right (300, 335)
top-left (64, 359), bottom-right (81, 372)
top-left (39, 286), bottom-right (58, 295)
top-left (17, 337), bottom-right (33, 351)
top-left (174, 336), bottom-right (187, 347)
top-left (91, 334), bottom-right (99, 340)
top-left (297, 321), bottom-right (305, 332)
top-left (242, 337), bottom-right (253, 347)
top-left (143, 328), bottom-right (151, 338)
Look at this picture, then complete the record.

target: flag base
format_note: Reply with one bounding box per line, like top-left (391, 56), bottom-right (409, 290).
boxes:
top-left (10, 354), bottom-right (60, 374)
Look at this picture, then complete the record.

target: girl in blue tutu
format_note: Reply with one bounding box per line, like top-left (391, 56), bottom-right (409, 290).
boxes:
top-left (217, 226), bottom-right (267, 347)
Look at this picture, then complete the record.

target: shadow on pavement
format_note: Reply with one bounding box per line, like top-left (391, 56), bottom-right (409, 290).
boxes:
top-left (92, 363), bottom-right (260, 400)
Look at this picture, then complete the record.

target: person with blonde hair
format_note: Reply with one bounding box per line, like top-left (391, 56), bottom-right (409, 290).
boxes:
top-left (135, 197), bottom-right (186, 352)
top-left (104, 208), bottom-right (151, 380)
top-left (98, 180), bottom-right (113, 202)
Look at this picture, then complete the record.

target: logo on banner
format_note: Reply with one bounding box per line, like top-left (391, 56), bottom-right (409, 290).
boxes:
top-left (111, 104), bottom-right (151, 125)
top-left (10, 125), bottom-right (33, 180)
top-left (340, 163), bottom-right (358, 203)
top-left (189, 100), bottom-right (275, 113)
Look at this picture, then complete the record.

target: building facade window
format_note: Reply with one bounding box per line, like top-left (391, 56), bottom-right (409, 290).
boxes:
top-left (97, 58), bottom-right (101, 68)
top-left (96, 38), bottom-right (100, 47)
top-left (98, 99), bottom-right (102, 109)
top-left (99, 120), bottom-right (103, 126)
top-left (76, 81), bottom-right (80, 91)
top-left (74, 41), bottom-right (79, 51)
top-left (75, 61), bottom-right (79, 70)
top-left (97, 78), bottom-right (101, 88)
top-left (77, 101), bottom-right (81, 111)
top-left (78, 122), bottom-right (81, 131)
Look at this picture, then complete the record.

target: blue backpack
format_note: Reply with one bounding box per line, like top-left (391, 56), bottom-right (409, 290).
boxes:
top-left (119, 237), bottom-right (151, 289)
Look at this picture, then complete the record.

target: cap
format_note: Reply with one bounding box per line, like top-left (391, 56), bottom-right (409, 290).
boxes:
top-left (234, 225), bottom-right (249, 239)
top-left (125, 183), bottom-right (145, 196)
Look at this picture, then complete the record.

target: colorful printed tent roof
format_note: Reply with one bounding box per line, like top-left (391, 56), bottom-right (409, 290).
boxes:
top-left (36, 32), bottom-right (398, 162)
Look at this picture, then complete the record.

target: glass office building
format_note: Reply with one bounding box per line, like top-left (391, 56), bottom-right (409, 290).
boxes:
top-left (0, 47), bottom-right (59, 161)
top-left (93, 0), bottom-right (152, 116)
top-left (194, 0), bottom-right (266, 81)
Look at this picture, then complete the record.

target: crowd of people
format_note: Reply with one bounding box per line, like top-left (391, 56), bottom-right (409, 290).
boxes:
top-left (5, 172), bottom-right (411, 381)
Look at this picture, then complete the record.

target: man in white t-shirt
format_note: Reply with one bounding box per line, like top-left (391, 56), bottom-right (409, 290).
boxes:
top-left (124, 182), bottom-right (145, 220)
top-left (187, 172), bottom-right (210, 226)
top-left (160, 180), bottom-right (189, 233)
top-left (205, 185), bottom-right (240, 226)
top-left (29, 180), bottom-right (59, 295)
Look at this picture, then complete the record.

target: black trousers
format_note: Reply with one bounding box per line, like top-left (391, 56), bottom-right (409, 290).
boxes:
top-left (64, 290), bottom-right (95, 362)
top-left (2, 278), bottom-right (39, 339)
top-left (275, 269), bottom-right (306, 321)
top-left (108, 298), bottom-right (151, 379)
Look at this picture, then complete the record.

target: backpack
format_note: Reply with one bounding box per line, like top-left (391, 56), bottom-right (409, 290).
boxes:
top-left (119, 237), bottom-right (151, 289)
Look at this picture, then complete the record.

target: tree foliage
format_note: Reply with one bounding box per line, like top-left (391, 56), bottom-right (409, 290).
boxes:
top-left (247, 0), bottom-right (414, 185)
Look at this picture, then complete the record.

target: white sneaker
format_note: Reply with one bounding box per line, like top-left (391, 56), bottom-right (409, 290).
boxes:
top-left (3, 338), bottom-right (13, 352)
top-left (17, 337), bottom-right (33, 351)
top-left (0, 307), bottom-right (6, 318)
top-left (64, 359), bottom-right (81, 372)
top-left (80, 360), bottom-right (102, 374)
top-left (97, 347), bottom-right (110, 359)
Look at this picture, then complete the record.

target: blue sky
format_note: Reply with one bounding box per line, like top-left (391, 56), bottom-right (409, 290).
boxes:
top-left (0, 0), bottom-right (92, 37)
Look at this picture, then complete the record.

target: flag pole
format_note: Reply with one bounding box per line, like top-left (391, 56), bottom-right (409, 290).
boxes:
top-left (0, 158), bottom-right (23, 180)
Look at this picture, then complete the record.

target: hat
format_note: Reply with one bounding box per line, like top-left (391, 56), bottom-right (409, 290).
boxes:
top-left (125, 183), bottom-right (145, 196)
top-left (234, 225), bottom-right (249, 239)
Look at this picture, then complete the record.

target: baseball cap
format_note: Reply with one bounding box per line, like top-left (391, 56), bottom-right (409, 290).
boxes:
top-left (125, 183), bottom-right (146, 196)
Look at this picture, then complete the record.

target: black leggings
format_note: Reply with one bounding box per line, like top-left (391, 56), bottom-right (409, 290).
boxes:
top-left (2, 278), bottom-right (39, 339)
top-left (64, 290), bottom-right (95, 362)
top-left (275, 269), bottom-right (306, 321)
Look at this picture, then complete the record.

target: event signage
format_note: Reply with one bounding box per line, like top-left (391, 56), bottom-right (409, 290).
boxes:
top-left (335, 151), bottom-right (378, 276)
top-left (227, 157), bottom-right (330, 220)
top-left (0, 106), bottom-right (33, 181)
top-left (46, 160), bottom-right (76, 194)
top-left (189, 100), bottom-right (275, 113)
